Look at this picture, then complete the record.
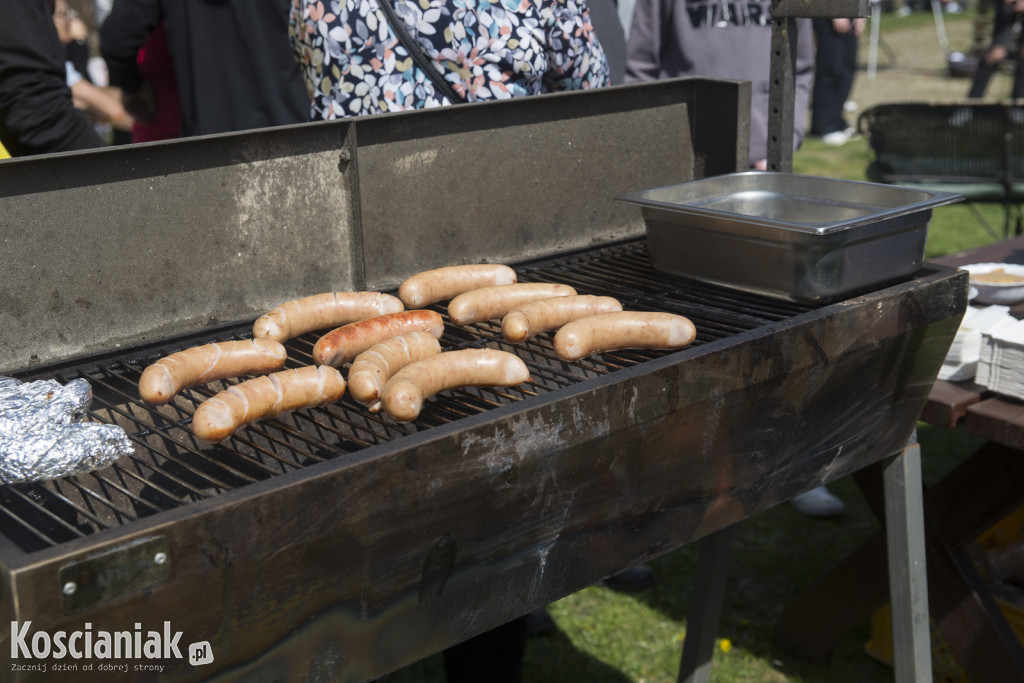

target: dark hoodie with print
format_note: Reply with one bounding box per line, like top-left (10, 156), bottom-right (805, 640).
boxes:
top-left (624, 0), bottom-right (814, 167)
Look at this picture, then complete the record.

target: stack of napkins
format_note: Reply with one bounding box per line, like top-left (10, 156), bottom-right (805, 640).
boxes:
top-left (939, 305), bottom-right (1013, 382)
top-left (976, 312), bottom-right (1024, 399)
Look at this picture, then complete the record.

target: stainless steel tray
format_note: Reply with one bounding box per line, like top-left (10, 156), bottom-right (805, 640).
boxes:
top-left (616, 172), bottom-right (962, 302)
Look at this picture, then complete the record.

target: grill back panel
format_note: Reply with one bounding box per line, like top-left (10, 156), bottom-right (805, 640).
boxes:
top-left (0, 125), bottom-right (361, 374)
top-left (0, 79), bottom-right (749, 375)
top-left (354, 81), bottom-right (747, 289)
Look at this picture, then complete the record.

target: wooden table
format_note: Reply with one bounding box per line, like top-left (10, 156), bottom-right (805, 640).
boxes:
top-left (776, 237), bottom-right (1024, 682)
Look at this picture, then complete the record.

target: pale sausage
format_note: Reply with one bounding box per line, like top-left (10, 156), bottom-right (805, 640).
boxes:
top-left (192, 365), bottom-right (346, 442)
top-left (447, 283), bottom-right (577, 326)
top-left (553, 312), bottom-right (697, 361)
top-left (398, 264), bottom-right (517, 308)
top-left (139, 339), bottom-right (288, 406)
top-left (253, 292), bottom-right (404, 342)
top-left (381, 349), bottom-right (530, 422)
top-left (348, 331), bottom-right (443, 411)
top-left (313, 310), bottom-right (445, 368)
top-left (501, 295), bottom-right (623, 342)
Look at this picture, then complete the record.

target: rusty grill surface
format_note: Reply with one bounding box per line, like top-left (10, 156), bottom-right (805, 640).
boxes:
top-left (1, 240), bottom-right (814, 554)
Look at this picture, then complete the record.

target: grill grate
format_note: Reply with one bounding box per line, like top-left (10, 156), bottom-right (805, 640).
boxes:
top-left (2, 241), bottom-right (816, 552)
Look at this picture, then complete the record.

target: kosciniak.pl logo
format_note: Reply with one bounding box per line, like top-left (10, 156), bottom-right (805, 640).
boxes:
top-left (10, 621), bottom-right (214, 673)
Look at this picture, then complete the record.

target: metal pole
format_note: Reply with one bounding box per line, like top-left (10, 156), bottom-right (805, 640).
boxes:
top-left (767, 0), bottom-right (870, 169)
top-left (931, 0), bottom-right (950, 57)
top-left (869, 0), bottom-right (882, 79)
top-left (677, 528), bottom-right (736, 683)
top-left (767, 16), bottom-right (798, 172)
top-left (883, 435), bottom-right (933, 683)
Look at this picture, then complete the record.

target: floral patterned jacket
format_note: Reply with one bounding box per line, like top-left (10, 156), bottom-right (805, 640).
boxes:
top-left (289, 0), bottom-right (611, 119)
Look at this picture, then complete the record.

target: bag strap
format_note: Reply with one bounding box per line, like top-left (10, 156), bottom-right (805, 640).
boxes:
top-left (378, 0), bottom-right (465, 104)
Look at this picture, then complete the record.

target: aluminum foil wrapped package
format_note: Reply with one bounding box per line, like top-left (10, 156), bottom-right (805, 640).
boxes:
top-left (0, 376), bottom-right (133, 484)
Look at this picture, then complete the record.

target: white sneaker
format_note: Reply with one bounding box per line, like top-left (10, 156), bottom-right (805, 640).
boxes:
top-left (791, 486), bottom-right (846, 517)
top-left (821, 130), bottom-right (851, 146)
top-left (844, 100), bottom-right (858, 112)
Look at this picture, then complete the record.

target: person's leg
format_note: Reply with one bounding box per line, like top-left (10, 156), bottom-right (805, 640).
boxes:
top-left (810, 19), bottom-right (846, 136)
top-left (442, 616), bottom-right (528, 683)
top-left (969, 47), bottom-right (1005, 98)
top-left (970, 6), bottom-right (1015, 98)
top-left (836, 29), bottom-right (859, 122)
top-left (1013, 47), bottom-right (1024, 99)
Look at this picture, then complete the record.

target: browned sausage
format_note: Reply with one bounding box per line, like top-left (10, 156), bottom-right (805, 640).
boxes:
top-left (313, 310), bottom-right (445, 368)
top-left (447, 283), bottom-right (577, 326)
top-left (192, 365), bottom-right (346, 442)
top-left (139, 339), bottom-right (288, 406)
top-left (348, 331), bottom-right (443, 411)
top-left (398, 264), bottom-right (517, 308)
top-left (381, 349), bottom-right (530, 422)
top-left (252, 291), bottom-right (404, 342)
top-left (501, 295), bottom-right (623, 342)
top-left (552, 312), bottom-right (697, 361)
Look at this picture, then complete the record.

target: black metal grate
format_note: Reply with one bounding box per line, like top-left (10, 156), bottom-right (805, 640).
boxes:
top-left (2, 240), bottom-right (815, 552)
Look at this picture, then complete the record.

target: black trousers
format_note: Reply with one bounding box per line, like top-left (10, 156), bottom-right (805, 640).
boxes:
top-left (809, 18), bottom-right (859, 136)
top-left (442, 616), bottom-right (528, 683)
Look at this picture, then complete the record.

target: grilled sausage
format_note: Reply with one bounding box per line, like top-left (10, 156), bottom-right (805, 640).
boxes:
top-left (552, 312), bottom-right (697, 361)
top-left (313, 310), bottom-right (445, 368)
top-left (447, 283), bottom-right (577, 326)
top-left (501, 295), bottom-right (623, 342)
top-left (253, 291), bottom-right (404, 342)
top-left (398, 264), bottom-right (517, 308)
top-left (139, 339), bottom-right (288, 406)
top-left (348, 331), bottom-right (443, 411)
top-left (192, 365), bottom-right (346, 442)
top-left (381, 349), bottom-right (530, 423)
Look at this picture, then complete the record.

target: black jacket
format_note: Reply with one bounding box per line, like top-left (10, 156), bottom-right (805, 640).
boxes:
top-left (0, 0), bottom-right (105, 156)
top-left (100, 0), bottom-right (309, 137)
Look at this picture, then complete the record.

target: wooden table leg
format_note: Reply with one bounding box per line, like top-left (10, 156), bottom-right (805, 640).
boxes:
top-left (677, 527), bottom-right (735, 683)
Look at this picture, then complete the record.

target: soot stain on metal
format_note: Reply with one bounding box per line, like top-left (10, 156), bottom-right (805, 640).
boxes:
top-left (419, 533), bottom-right (457, 604)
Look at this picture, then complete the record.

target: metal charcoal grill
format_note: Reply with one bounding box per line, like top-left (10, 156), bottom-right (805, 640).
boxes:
top-left (2, 241), bottom-right (812, 554)
top-left (0, 80), bottom-right (967, 681)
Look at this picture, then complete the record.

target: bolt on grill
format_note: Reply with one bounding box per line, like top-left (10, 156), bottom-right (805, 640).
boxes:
top-left (1, 241), bottom-right (814, 553)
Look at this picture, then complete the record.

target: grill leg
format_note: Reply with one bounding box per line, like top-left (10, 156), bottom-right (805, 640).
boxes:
top-left (676, 526), bottom-right (735, 683)
top-left (883, 436), bottom-right (932, 683)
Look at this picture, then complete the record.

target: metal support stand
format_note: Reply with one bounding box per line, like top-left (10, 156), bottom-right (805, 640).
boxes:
top-left (868, 0), bottom-right (949, 79)
top-left (676, 435), bottom-right (932, 682)
top-left (868, 0), bottom-right (884, 79)
top-left (677, 527), bottom-right (736, 683)
top-left (767, 16), bottom-right (799, 172)
top-left (883, 436), bottom-right (933, 683)
top-left (766, 0), bottom-right (871, 171)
